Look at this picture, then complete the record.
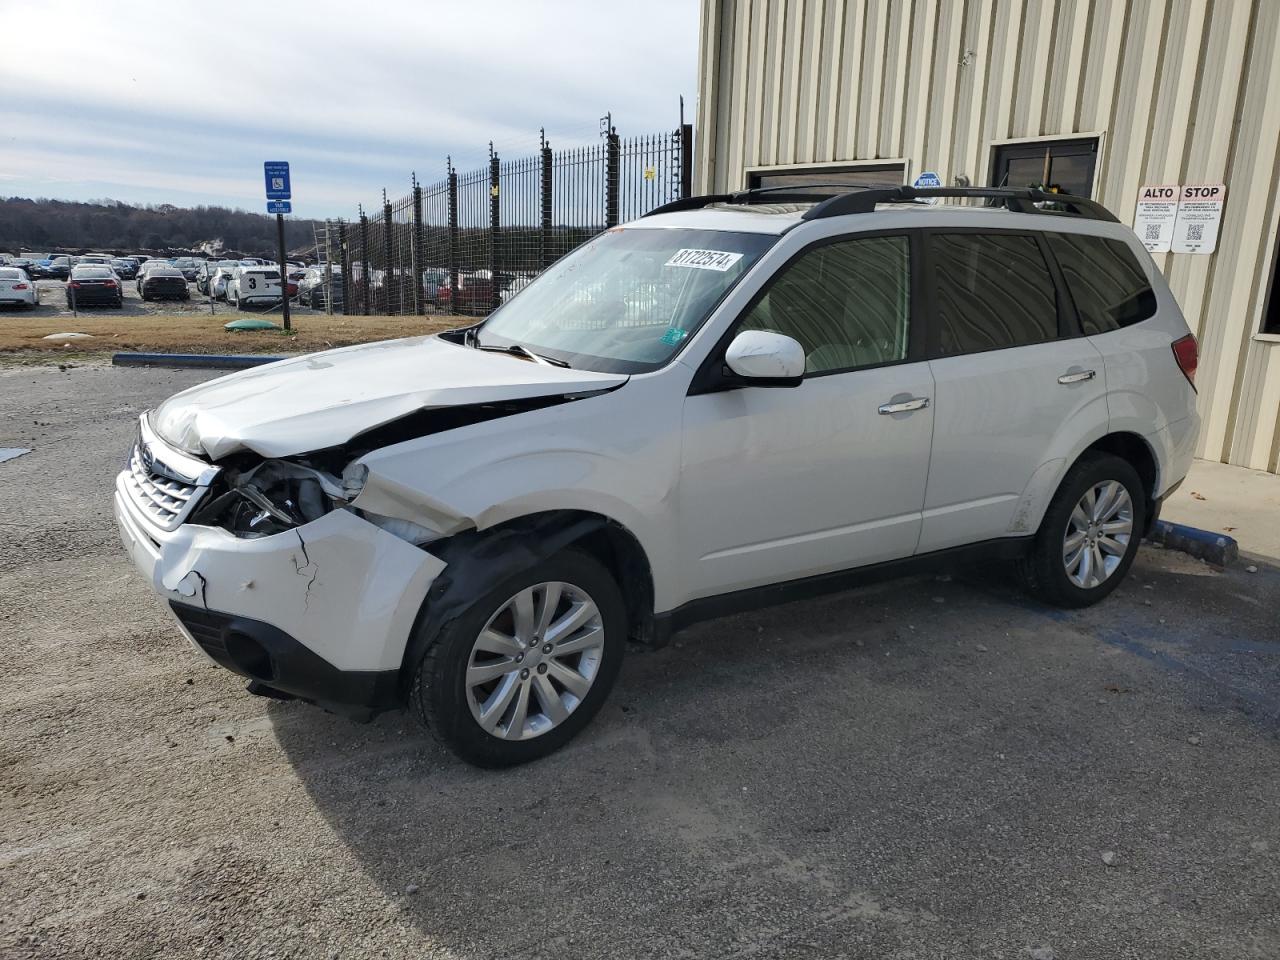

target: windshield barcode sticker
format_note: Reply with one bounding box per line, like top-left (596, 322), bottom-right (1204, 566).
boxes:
top-left (665, 248), bottom-right (744, 271)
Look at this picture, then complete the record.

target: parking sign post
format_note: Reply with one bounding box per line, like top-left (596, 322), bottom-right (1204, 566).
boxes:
top-left (264, 162), bottom-right (292, 330)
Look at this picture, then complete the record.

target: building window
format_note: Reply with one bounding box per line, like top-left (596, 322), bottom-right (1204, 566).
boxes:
top-left (990, 137), bottom-right (1100, 198)
top-left (1263, 241), bottom-right (1280, 336)
top-left (746, 163), bottom-right (906, 196)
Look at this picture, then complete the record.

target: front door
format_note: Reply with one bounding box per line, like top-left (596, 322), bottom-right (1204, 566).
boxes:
top-left (678, 233), bottom-right (935, 601)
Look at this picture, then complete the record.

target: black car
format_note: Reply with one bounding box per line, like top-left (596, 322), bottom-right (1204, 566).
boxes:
top-left (172, 257), bottom-right (201, 281)
top-left (34, 256), bottom-right (72, 280)
top-left (139, 267), bottom-right (190, 301)
top-left (111, 258), bottom-right (138, 280)
top-left (66, 266), bottom-right (124, 308)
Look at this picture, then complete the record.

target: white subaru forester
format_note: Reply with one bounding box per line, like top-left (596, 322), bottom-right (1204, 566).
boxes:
top-left (114, 186), bottom-right (1200, 766)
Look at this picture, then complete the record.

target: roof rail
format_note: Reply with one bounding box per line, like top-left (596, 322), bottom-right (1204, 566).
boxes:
top-left (804, 185), bottom-right (1119, 222)
top-left (643, 184), bottom-right (1119, 223)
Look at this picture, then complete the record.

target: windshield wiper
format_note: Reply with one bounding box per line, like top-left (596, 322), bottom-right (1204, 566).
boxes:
top-left (475, 341), bottom-right (569, 367)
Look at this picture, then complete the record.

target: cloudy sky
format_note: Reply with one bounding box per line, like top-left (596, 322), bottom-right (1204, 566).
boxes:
top-left (0, 0), bottom-right (699, 218)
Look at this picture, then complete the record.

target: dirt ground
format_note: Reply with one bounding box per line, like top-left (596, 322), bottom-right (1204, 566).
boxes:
top-left (0, 280), bottom-right (459, 361)
top-left (2, 363), bottom-right (1279, 960)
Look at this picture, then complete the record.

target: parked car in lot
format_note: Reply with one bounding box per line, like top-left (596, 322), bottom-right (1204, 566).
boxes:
top-left (226, 265), bottom-right (282, 307)
top-left (114, 185), bottom-right (1200, 767)
top-left (209, 265), bottom-right (238, 301)
top-left (421, 268), bottom-right (449, 304)
top-left (111, 258), bottom-right (139, 280)
top-left (0, 266), bottom-right (38, 308)
top-left (437, 271), bottom-right (496, 315)
top-left (67, 265), bottom-right (123, 308)
top-left (197, 260), bottom-right (239, 295)
top-left (172, 258), bottom-right (201, 281)
top-left (32, 255), bottom-right (72, 280)
top-left (138, 266), bottom-right (190, 301)
top-left (8, 257), bottom-right (37, 275)
top-left (298, 265), bottom-right (343, 308)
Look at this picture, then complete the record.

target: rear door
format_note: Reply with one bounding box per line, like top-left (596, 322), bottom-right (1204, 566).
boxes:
top-left (918, 230), bottom-right (1107, 552)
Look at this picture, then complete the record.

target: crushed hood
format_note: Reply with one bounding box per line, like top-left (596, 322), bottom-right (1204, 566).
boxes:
top-left (151, 335), bottom-right (628, 460)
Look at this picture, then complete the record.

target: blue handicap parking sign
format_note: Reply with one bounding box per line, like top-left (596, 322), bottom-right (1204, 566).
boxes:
top-left (264, 161), bottom-right (291, 200)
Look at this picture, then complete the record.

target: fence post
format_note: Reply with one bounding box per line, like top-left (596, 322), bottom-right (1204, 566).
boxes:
top-left (447, 158), bottom-right (459, 316)
top-left (680, 123), bottom-right (693, 199)
top-left (540, 129), bottom-right (553, 269)
top-left (489, 142), bottom-right (501, 313)
top-left (605, 124), bottom-right (620, 228)
top-left (337, 219), bottom-right (350, 315)
top-left (382, 190), bottom-right (395, 315)
top-left (358, 207), bottom-right (371, 317)
top-left (411, 173), bottom-right (425, 315)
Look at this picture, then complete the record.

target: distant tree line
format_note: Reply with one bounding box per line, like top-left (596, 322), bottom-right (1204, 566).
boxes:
top-left (0, 196), bottom-right (324, 259)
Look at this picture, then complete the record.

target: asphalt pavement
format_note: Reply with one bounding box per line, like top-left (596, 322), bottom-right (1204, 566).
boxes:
top-left (2, 362), bottom-right (1278, 959)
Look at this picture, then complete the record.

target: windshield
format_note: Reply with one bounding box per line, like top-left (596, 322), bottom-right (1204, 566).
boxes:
top-left (476, 227), bottom-right (776, 373)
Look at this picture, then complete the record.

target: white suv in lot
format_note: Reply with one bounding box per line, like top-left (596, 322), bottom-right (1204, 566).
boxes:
top-left (114, 186), bottom-right (1199, 766)
top-left (226, 265), bottom-right (283, 307)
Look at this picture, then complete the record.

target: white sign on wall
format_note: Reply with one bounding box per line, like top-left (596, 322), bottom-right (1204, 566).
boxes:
top-left (1172, 183), bottom-right (1226, 255)
top-left (1133, 184), bottom-right (1179, 253)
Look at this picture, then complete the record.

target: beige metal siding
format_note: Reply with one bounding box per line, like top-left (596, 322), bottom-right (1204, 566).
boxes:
top-left (697, 0), bottom-right (1280, 472)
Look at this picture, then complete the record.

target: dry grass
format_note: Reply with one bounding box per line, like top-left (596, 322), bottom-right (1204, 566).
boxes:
top-left (0, 312), bottom-right (466, 363)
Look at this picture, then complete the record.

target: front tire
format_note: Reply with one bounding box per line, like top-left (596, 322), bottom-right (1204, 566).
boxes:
top-left (1018, 452), bottom-right (1146, 608)
top-left (410, 548), bottom-right (626, 767)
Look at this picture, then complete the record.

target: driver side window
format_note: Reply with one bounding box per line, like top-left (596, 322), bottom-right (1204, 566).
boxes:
top-left (739, 235), bottom-right (911, 374)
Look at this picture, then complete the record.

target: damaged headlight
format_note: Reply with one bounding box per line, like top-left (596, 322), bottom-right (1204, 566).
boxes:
top-left (189, 457), bottom-right (439, 545)
top-left (192, 459), bottom-right (359, 538)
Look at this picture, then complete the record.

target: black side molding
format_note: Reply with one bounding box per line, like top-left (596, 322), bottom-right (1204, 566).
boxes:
top-left (652, 536), bottom-right (1035, 639)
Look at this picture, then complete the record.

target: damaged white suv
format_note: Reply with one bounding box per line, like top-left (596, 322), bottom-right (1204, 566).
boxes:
top-left (115, 186), bottom-right (1200, 766)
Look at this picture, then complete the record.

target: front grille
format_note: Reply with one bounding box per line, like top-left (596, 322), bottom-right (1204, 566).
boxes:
top-left (124, 444), bottom-right (205, 530)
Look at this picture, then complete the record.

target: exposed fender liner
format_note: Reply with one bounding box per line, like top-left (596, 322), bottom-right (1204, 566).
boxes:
top-left (397, 513), bottom-right (612, 694)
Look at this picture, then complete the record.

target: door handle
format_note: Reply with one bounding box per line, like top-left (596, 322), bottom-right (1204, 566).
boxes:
top-left (1057, 369), bottom-right (1096, 384)
top-left (878, 396), bottom-right (931, 415)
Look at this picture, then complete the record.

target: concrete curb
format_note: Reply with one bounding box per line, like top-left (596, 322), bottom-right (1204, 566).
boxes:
top-left (112, 353), bottom-right (285, 370)
top-left (1148, 520), bottom-right (1239, 567)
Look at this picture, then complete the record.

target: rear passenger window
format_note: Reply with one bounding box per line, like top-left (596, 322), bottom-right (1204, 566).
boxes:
top-left (1046, 233), bottom-right (1156, 335)
top-left (930, 234), bottom-right (1059, 356)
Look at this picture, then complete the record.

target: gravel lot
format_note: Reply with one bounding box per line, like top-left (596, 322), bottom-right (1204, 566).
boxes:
top-left (21, 277), bottom-right (298, 320)
top-left (2, 363), bottom-right (1278, 959)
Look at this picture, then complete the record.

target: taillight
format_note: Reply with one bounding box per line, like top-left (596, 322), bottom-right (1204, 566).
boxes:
top-left (12, 282), bottom-right (28, 290)
top-left (70, 281), bottom-right (81, 288)
top-left (104, 280), bottom-right (117, 287)
top-left (1171, 334), bottom-right (1198, 388)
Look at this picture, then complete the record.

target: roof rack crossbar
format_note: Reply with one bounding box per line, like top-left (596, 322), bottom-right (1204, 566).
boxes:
top-left (641, 183), bottom-right (894, 218)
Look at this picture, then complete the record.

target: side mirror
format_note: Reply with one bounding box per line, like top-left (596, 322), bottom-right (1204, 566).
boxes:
top-left (724, 330), bottom-right (805, 386)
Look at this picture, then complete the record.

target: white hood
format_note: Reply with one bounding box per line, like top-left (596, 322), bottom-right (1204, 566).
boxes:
top-left (151, 335), bottom-right (627, 460)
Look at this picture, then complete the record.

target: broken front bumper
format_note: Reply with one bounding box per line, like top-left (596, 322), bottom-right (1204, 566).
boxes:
top-left (114, 472), bottom-right (447, 709)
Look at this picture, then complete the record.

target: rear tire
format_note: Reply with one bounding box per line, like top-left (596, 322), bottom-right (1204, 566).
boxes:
top-left (1018, 452), bottom-right (1146, 608)
top-left (410, 547), bottom-right (626, 767)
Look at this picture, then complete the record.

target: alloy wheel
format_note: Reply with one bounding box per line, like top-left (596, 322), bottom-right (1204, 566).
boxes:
top-left (465, 581), bottom-right (605, 740)
top-left (1063, 480), bottom-right (1133, 589)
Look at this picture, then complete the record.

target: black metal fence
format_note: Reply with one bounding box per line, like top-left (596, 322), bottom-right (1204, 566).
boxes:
top-left (332, 121), bottom-right (691, 316)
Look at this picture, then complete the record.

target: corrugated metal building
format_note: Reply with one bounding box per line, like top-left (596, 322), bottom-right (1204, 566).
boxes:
top-left (694, 0), bottom-right (1280, 472)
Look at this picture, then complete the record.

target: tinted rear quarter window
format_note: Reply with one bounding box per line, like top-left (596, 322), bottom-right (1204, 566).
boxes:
top-left (1046, 233), bottom-right (1156, 335)
top-left (930, 233), bottom-right (1059, 356)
